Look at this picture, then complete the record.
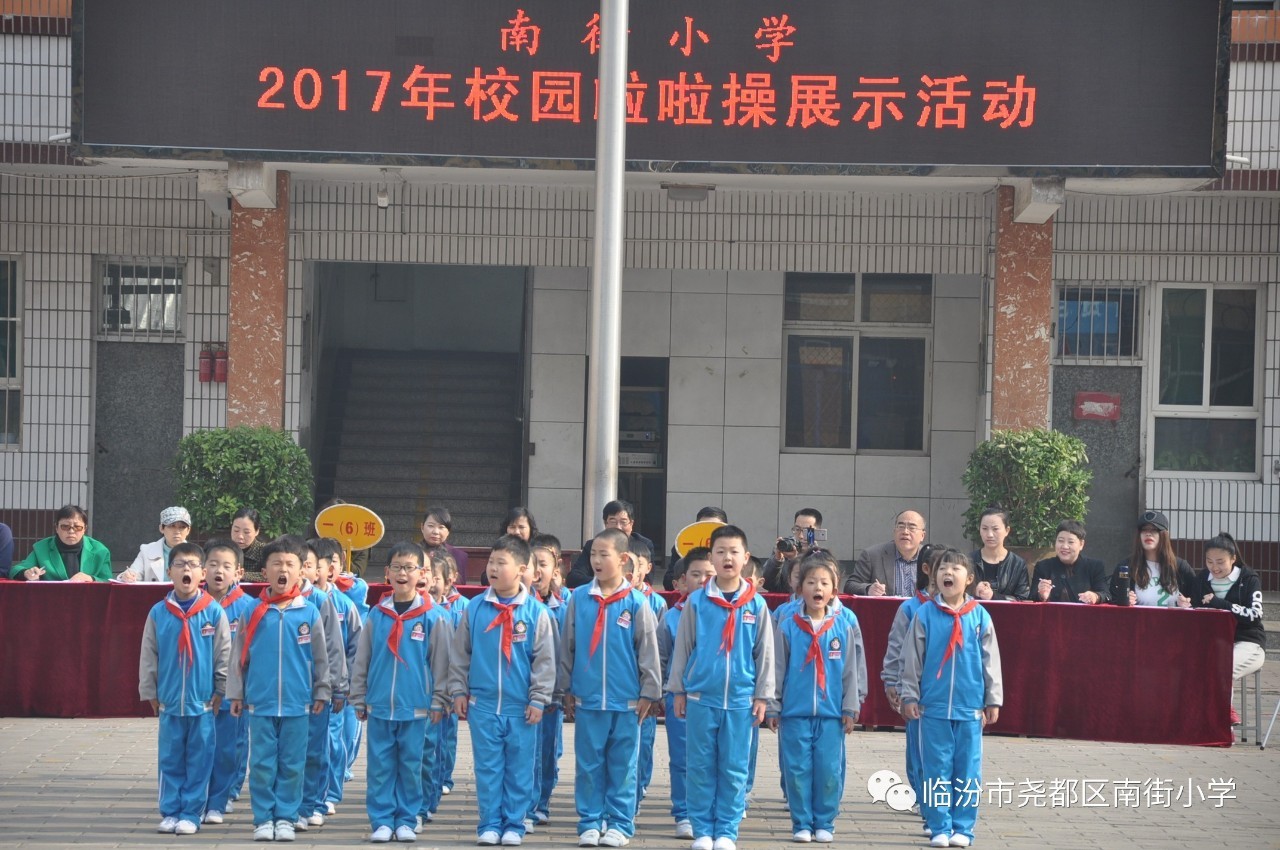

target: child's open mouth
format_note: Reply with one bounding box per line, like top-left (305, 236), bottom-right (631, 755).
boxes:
top-left (941, 576), bottom-right (956, 589)
top-left (275, 576), bottom-right (288, 588)
top-left (180, 576), bottom-right (193, 588)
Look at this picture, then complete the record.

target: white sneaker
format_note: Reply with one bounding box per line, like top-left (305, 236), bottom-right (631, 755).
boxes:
top-left (578, 828), bottom-right (601, 846)
top-left (949, 836), bottom-right (971, 848)
top-left (691, 837), bottom-right (713, 850)
top-left (275, 820), bottom-right (297, 842)
top-left (477, 831), bottom-right (501, 846)
top-left (370, 825), bottom-right (393, 842)
top-left (441, 785), bottom-right (452, 795)
top-left (923, 824), bottom-right (933, 835)
top-left (253, 822), bottom-right (275, 841)
top-left (225, 800), bottom-right (235, 813)
top-left (600, 828), bottom-right (630, 847)
top-left (203, 810), bottom-right (223, 825)
top-left (325, 801), bottom-right (337, 816)
top-left (712, 839), bottom-right (737, 850)
top-left (395, 825), bottom-right (418, 842)
top-left (292, 818), bottom-right (309, 831)
top-left (533, 811), bottom-right (549, 825)
top-left (675, 820), bottom-right (694, 839)
top-left (307, 812), bottom-right (326, 827)
top-left (174, 820), bottom-right (198, 835)
top-left (500, 831), bottom-right (523, 846)
top-left (522, 818), bottom-right (535, 833)
top-left (814, 830), bottom-right (833, 844)
top-left (792, 830), bottom-right (813, 843)
top-left (414, 816), bottom-right (425, 834)
top-left (157, 817), bottom-right (178, 834)
top-left (930, 835), bottom-right (951, 848)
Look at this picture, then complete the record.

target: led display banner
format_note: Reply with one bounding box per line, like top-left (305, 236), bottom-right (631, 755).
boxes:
top-left (73, 0), bottom-right (1229, 176)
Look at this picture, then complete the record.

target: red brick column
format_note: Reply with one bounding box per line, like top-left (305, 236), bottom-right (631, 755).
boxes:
top-left (991, 184), bottom-right (1054, 430)
top-left (227, 171), bottom-right (290, 428)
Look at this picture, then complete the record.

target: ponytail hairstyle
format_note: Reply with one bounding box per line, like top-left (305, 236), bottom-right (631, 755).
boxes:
top-left (1203, 531), bottom-right (1244, 568)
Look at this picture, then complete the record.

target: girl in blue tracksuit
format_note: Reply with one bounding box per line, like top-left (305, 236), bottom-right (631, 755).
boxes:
top-left (350, 543), bottom-right (451, 843)
top-left (768, 553), bottom-right (867, 844)
top-left (311, 538), bottom-right (363, 816)
top-left (666, 525), bottom-right (775, 850)
top-left (556, 529), bottom-right (663, 846)
top-left (433, 551), bottom-right (469, 799)
top-left (227, 537), bottom-right (332, 843)
top-left (138, 543), bottom-right (231, 835)
top-left (298, 546), bottom-right (349, 828)
top-left (203, 540), bottom-right (256, 824)
top-left (446, 535), bottom-right (556, 847)
top-left (900, 550), bottom-right (1003, 849)
top-left (627, 539), bottom-right (668, 814)
top-left (530, 534), bottom-right (567, 825)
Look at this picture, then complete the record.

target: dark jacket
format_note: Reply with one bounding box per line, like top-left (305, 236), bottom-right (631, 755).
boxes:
top-left (969, 549), bottom-right (1030, 601)
top-left (1032, 555), bottom-right (1111, 603)
top-left (1191, 565), bottom-right (1265, 648)
top-left (565, 531), bottom-right (655, 588)
top-left (1108, 558), bottom-right (1196, 606)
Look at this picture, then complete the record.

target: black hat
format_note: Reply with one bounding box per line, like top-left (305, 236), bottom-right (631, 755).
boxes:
top-left (1137, 510), bottom-right (1170, 533)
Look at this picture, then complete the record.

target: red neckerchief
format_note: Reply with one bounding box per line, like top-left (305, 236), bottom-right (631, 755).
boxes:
top-left (933, 597), bottom-right (981, 679)
top-left (444, 589), bottom-right (462, 609)
top-left (165, 591), bottom-right (215, 669)
top-left (589, 585), bottom-right (633, 657)
top-left (219, 585), bottom-right (246, 608)
top-left (674, 594), bottom-right (687, 611)
top-left (706, 579), bottom-right (758, 655)
top-left (792, 612), bottom-right (837, 695)
top-left (375, 597), bottom-right (431, 663)
top-left (485, 598), bottom-right (518, 664)
top-left (334, 574), bottom-right (355, 592)
top-left (240, 587), bottom-right (302, 666)
top-left (916, 590), bottom-right (930, 603)
top-left (640, 583), bottom-right (653, 597)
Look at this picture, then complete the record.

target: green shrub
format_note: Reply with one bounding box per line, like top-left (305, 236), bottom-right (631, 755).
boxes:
top-left (174, 426), bottom-right (314, 539)
top-left (962, 429), bottom-right (1092, 548)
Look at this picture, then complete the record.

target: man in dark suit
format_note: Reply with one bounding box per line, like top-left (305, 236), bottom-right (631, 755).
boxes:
top-left (844, 509), bottom-right (927, 596)
top-left (564, 498), bottom-right (655, 588)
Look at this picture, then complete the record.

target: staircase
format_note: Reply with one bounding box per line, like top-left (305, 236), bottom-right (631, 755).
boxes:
top-left (314, 350), bottom-right (523, 560)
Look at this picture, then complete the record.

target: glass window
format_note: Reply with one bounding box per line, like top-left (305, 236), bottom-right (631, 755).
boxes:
top-left (0, 257), bottom-right (19, 446)
top-left (784, 274), bottom-right (857, 322)
top-left (98, 259), bottom-right (184, 340)
top-left (1056, 286), bottom-right (1140, 358)
top-left (1158, 288), bottom-right (1206, 405)
top-left (861, 274), bottom-right (932, 323)
top-left (785, 335), bottom-right (853, 449)
top-left (1153, 418), bottom-right (1256, 473)
top-left (1209, 289), bottom-right (1255, 407)
top-left (858, 337), bottom-right (926, 451)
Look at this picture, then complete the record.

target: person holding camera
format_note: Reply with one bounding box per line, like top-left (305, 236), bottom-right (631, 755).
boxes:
top-left (845, 509), bottom-right (927, 596)
top-left (761, 508), bottom-right (823, 594)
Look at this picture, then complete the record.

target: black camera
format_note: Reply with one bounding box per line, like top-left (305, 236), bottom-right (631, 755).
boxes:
top-left (776, 536), bottom-right (801, 555)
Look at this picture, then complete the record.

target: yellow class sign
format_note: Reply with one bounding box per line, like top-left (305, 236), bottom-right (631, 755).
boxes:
top-left (314, 503), bottom-right (385, 569)
top-left (673, 520), bottom-right (726, 557)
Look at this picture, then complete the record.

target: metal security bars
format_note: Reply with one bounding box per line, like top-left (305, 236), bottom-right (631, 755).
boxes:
top-left (1054, 284), bottom-right (1142, 364)
top-left (95, 258), bottom-right (185, 341)
top-left (0, 255), bottom-right (20, 447)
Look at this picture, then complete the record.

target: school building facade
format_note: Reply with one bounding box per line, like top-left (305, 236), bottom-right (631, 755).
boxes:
top-left (0, 3), bottom-right (1277, 585)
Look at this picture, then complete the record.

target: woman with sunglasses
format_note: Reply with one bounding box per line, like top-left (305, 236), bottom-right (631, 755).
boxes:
top-left (9, 504), bottom-right (113, 582)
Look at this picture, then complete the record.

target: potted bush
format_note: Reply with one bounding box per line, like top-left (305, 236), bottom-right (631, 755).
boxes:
top-left (174, 426), bottom-right (315, 539)
top-left (961, 429), bottom-right (1092, 560)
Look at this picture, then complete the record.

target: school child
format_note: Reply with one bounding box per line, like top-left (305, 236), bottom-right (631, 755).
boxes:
top-left (666, 526), bottom-right (775, 850)
top-left (659, 548), bottom-right (713, 840)
top-left (139, 541), bottom-right (231, 835)
top-left (1191, 532), bottom-right (1266, 726)
top-left (767, 555), bottom-right (867, 844)
top-left (203, 539), bottom-right (256, 825)
top-left (350, 543), bottom-right (452, 843)
top-left (881, 549), bottom-right (937, 832)
top-left (900, 550), bottom-right (1003, 849)
top-left (556, 529), bottom-right (662, 847)
top-left (623, 537), bottom-right (667, 811)
top-left (446, 534), bottom-right (556, 847)
top-left (530, 533), bottom-right (567, 825)
top-left (227, 535), bottom-right (332, 843)
top-left (309, 538), bottom-right (364, 817)
top-left (334, 545), bottom-right (372, 619)
top-left (430, 547), bottom-right (468, 798)
top-left (412, 556), bottom-right (444, 830)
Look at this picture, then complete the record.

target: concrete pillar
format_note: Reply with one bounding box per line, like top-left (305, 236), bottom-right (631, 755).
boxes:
top-left (991, 184), bottom-right (1054, 430)
top-left (227, 170), bottom-right (290, 428)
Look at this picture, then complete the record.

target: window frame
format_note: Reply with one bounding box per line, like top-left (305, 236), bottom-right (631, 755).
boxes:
top-left (1052, 282), bottom-right (1144, 365)
top-left (1147, 282), bottom-right (1264, 480)
top-left (0, 254), bottom-right (22, 450)
top-left (93, 256), bottom-right (187, 343)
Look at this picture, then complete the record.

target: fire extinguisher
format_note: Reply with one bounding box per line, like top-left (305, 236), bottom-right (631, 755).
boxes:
top-left (198, 346), bottom-right (214, 383)
top-left (214, 347), bottom-right (229, 383)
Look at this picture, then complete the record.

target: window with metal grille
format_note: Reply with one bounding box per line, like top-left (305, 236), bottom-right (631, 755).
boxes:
top-left (0, 256), bottom-right (21, 447)
top-left (783, 273), bottom-right (931, 453)
top-left (1152, 284), bottom-right (1261, 476)
top-left (96, 258), bottom-right (185, 341)
top-left (1055, 284), bottom-right (1141, 362)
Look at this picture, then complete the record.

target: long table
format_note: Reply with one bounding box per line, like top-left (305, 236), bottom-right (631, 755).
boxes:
top-left (0, 582), bottom-right (1236, 746)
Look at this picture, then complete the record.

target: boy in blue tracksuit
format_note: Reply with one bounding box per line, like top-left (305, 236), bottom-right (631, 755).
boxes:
top-left (227, 535), bottom-right (332, 843)
top-left (767, 553), bottom-right (867, 844)
top-left (530, 533), bottom-right (567, 825)
top-left (626, 537), bottom-right (667, 814)
top-left (332, 546), bottom-right (369, 793)
top-left (667, 525), bottom-right (775, 850)
top-left (447, 535), bottom-right (556, 847)
top-left (901, 550), bottom-right (1003, 849)
top-left (203, 539), bottom-right (256, 825)
top-left (350, 542), bottom-right (451, 843)
top-left (310, 537), bottom-right (363, 817)
top-left (881, 554), bottom-right (934, 832)
top-left (658, 547), bottom-right (713, 840)
top-left (557, 529), bottom-right (663, 847)
top-left (139, 542), bottom-right (231, 836)
top-left (429, 547), bottom-right (468, 801)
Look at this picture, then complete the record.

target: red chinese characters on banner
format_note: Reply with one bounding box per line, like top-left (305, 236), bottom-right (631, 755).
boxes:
top-left (582, 13), bottom-right (601, 55)
top-left (722, 73), bottom-right (776, 127)
top-left (786, 76), bottom-right (840, 128)
top-left (754, 15), bottom-right (796, 64)
top-left (626, 71), bottom-right (650, 123)
top-left (983, 75), bottom-right (1037, 128)
top-left (917, 75), bottom-right (971, 129)
top-left (501, 9), bottom-right (542, 56)
top-left (532, 72), bottom-right (582, 122)
top-left (659, 72), bottom-right (713, 124)
top-left (670, 16), bottom-right (710, 57)
top-left (400, 66), bottom-right (455, 120)
top-left (466, 66), bottom-right (520, 122)
top-left (851, 77), bottom-right (906, 129)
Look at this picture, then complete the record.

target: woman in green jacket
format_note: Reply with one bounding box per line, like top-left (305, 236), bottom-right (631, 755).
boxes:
top-left (10, 505), bottom-right (112, 582)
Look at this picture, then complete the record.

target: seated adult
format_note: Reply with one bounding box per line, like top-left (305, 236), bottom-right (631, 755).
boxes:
top-left (229, 507), bottom-right (266, 582)
top-left (662, 505), bottom-right (727, 590)
top-left (761, 507), bottom-right (823, 594)
top-left (565, 499), bottom-right (654, 588)
top-left (116, 506), bottom-right (192, 583)
top-left (420, 506), bottom-right (470, 584)
top-left (0, 521), bottom-right (12, 576)
top-left (9, 504), bottom-right (112, 582)
top-left (1032, 519), bottom-right (1109, 604)
top-left (844, 509), bottom-right (927, 596)
top-left (1109, 510), bottom-right (1195, 607)
top-left (1190, 531), bottom-right (1265, 726)
top-left (968, 506), bottom-right (1030, 601)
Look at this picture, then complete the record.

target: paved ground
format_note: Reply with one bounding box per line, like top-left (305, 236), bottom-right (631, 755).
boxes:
top-left (3, 652), bottom-right (1279, 850)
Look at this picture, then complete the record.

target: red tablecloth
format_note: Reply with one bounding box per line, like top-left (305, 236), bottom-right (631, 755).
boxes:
top-left (0, 582), bottom-right (1236, 746)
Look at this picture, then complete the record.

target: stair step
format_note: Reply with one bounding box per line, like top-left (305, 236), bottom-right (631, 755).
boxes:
top-left (331, 462), bottom-right (512, 483)
top-left (342, 374), bottom-right (517, 392)
top-left (335, 418), bottom-right (517, 435)
top-left (329, 431), bottom-right (508, 451)
top-left (333, 447), bottom-right (514, 466)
